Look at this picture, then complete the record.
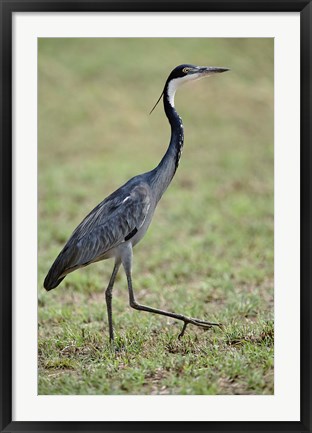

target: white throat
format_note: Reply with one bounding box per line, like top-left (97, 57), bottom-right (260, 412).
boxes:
top-left (166, 74), bottom-right (202, 107)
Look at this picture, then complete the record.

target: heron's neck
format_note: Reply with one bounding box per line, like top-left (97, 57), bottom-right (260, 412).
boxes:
top-left (151, 80), bottom-right (184, 202)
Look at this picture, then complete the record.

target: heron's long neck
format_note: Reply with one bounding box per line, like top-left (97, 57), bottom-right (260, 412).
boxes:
top-left (151, 81), bottom-right (184, 202)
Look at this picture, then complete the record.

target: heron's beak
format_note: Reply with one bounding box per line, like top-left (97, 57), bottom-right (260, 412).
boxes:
top-left (198, 66), bottom-right (230, 76)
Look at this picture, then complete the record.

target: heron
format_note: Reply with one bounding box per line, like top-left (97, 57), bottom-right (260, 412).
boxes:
top-left (44, 64), bottom-right (229, 341)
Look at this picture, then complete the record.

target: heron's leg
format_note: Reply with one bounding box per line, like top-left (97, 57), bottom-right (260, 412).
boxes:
top-left (105, 260), bottom-right (121, 342)
top-left (121, 244), bottom-right (221, 338)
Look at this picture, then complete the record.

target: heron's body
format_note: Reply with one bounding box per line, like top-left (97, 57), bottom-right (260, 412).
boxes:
top-left (45, 177), bottom-right (155, 285)
top-left (44, 64), bottom-right (229, 341)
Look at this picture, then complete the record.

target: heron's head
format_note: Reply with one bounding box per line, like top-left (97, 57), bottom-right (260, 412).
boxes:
top-left (167, 64), bottom-right (229, 85)
top-left (165, 64), bottom-right (229, 108)
top-left (150, 64), bottom-right (229, 113)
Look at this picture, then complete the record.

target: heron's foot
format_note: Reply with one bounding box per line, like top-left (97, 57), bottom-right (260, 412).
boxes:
top-left (108, 338), bottom-right (126, 355)
top-left (108, 337), bottom-right (116, 352)
top-left (178, 322), bottom-right (188, 339)
top-left (178, 317), bottom-right (223, 339)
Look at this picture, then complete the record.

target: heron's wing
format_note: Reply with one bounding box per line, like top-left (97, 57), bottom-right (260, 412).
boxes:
top-left (60, 183), bottom-right (151, 272)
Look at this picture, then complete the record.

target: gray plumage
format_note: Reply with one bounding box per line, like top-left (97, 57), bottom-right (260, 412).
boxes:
top-left (44, 64), bottom-right (229, 341)
top-left (45, 180), bottom-right (152, 288)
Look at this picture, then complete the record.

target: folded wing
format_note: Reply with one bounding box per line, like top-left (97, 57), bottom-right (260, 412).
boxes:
top-left (44, 182), bottom-right (151, 290)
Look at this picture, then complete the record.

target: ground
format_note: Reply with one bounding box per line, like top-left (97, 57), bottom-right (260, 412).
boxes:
top-left (38, 38), bottom-right (274, 395)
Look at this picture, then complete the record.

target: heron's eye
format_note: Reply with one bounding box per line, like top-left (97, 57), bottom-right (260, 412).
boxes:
top-left (182, 67), bottom-right (192, 74)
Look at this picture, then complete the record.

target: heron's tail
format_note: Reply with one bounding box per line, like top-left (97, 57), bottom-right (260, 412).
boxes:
top-left (44, 268), bottom-right (66, 290)
top-left (43, 252), bottom-right (68, 291)
top-left (44, 273), bottom-right (65, 291)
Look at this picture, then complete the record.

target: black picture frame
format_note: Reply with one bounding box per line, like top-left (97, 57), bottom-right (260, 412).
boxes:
top-left (1, 1), bottom-right (311, 432)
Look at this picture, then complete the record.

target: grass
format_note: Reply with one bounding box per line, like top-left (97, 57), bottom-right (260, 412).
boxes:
top-left (38, 38), bottom-right (274, 395)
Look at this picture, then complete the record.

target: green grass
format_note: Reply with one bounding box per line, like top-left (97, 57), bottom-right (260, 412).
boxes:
top-left (38, 38), bottom-right (274, 395)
